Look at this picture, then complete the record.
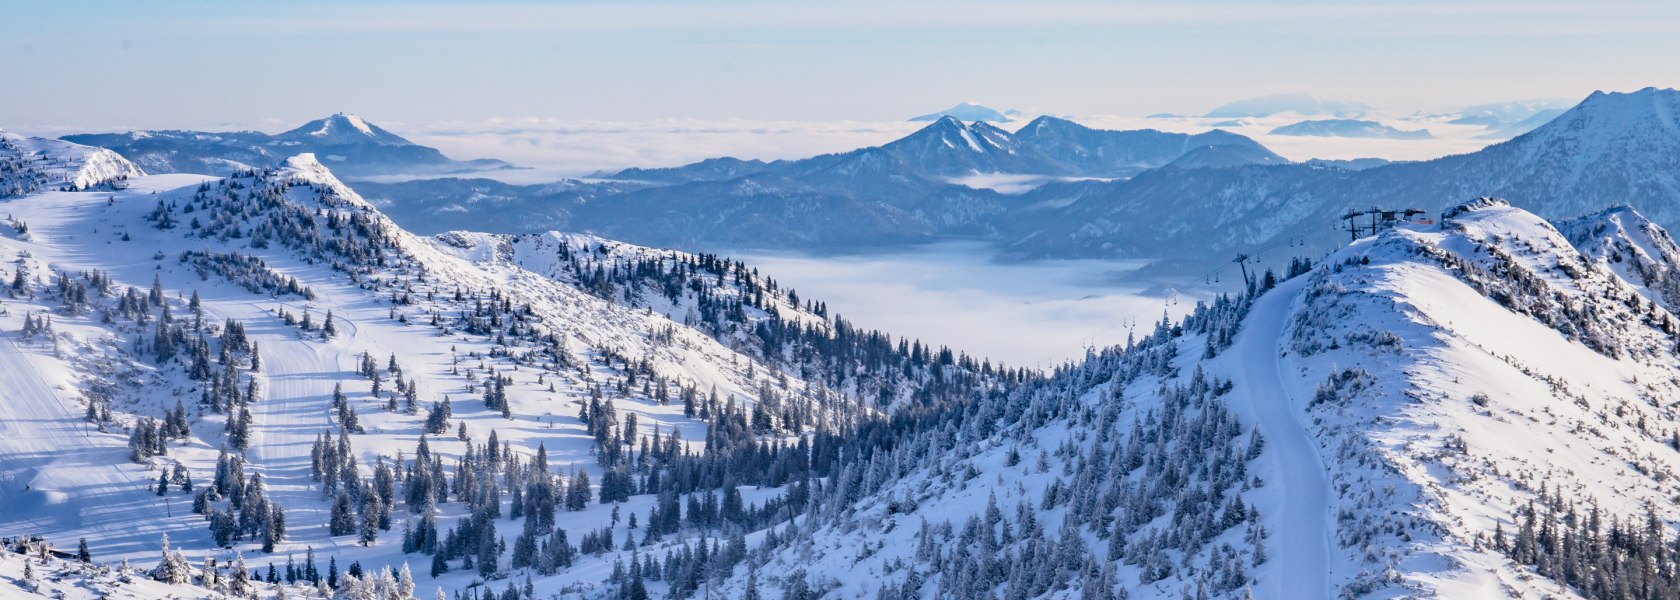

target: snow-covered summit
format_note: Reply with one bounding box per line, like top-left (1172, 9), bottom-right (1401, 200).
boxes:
top-left (271, 152), bottom-right (370, 205)
top-left (277, 112), bottom-right (412, 146)
top-left (1506, 87), bottom-right (1680, 160)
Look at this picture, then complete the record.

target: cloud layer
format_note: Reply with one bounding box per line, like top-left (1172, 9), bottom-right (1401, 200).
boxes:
top-left (735, 242), bottom-right (1202, 368)
top-left (404, 118), bottom-right (925, 180)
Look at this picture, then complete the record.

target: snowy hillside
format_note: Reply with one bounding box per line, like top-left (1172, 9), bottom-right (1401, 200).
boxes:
top-left (1, 129), bottom-right (142, 196)
top-left (0, 140), bottom-right (1025, 599)
top-left (665, 198), bottom-right (1680, 599)
top-left (1280, 198), bottom-right (1680, 597)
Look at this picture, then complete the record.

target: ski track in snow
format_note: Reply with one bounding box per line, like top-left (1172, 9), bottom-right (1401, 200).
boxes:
top-left (1233, 278), bottom-right (1332, 600)
top-left (0, 331), bottom-right (168, 554)
top-left (240, 302), bottom-right (351, 557)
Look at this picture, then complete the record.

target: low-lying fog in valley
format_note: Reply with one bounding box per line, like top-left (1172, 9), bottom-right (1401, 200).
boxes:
top-left (736, 242), bottom-right (1209, 367)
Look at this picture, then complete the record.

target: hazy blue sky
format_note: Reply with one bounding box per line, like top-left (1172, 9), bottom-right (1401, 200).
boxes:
top-left (4, 1), bottom-right (1677, 133)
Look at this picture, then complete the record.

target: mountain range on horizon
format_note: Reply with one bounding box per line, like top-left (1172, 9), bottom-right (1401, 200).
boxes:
top-left (319, 88), bottom-right (1680, 275)
top-left (33, 87), bottom-right (1678, 275)
top-left (59, 113), bottom-right (515, 180)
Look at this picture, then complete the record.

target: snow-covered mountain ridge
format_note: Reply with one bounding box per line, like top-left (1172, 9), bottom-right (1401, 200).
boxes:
top-left (693, 198), bottom-right (1680, 598)
top-left (1280, 198), bottom-right (1680, 596)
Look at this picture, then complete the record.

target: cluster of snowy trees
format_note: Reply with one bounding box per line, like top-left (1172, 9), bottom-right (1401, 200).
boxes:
top-left (309, 430), bottom-right (390, 545)
top-left (166, 172), bottom-right (401, 276)
top-left (678, 286), bottom-right (1276, 598)
top-left (197, 447), bottom-right (289, 552)
top-left (126, 406), bottom-right (190, 462)
top-left (362, 352), bottom-right (421, 414)
top-left (143, 532), bottom-right (421, 599)
top-left (1494, 486), bottom-right (1680, 600)
top-left (179, 250), bottom-right (316, 299)
top-left (282, 410), bottom-right (800, 595)
top-left (18, 310), bottom-right (53, 341)
top-left (15, 256), bottom-right (269, 458)
top-left (0, 137), bottom-right (51, 198)
top-left (330, 383), bottom-right (367, 434)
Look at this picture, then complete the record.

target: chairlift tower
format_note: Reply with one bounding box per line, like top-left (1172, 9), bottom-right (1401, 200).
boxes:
top-left (1342, 207), bottom-right (1426, 241)
top-left (1233, 253), bottom-right (1253, 288)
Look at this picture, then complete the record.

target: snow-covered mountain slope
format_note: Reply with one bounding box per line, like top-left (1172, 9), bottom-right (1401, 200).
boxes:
top-left (0, 144), bottom-right (939, 598)
top-left (1008, 116), bottom-right (1276, 178)
top-left (431, 229), bottom-right (1021, 409)
top-left (0, 539), bottom-right (213, 599)
top-left (1, 129), bottom-right (142, 196)
top-left (349, 176), bottom-right (650, 236)
top-left (874, 117), bottom-right (1030, 177)
top-left (1558, 205), bottom-right (1680, 311)
top-left (60, 114), bottom-right (512, 180)
top-left (683, 198), bottom-right (1680, 599)
top-left (1164, 143), bottom-right (1290, 169)
top-left (1281, 198), bottom-right (1680, 597)
top-left (0, 138), bottom-right (1036, 599)
top-left (602, 157), bottom-right (770, 184)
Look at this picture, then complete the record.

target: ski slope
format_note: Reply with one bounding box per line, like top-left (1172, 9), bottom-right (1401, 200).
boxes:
top-left (1229, 277), bottom-right (1332, 599)
top-left (0, 326), bottom-right (184, 558)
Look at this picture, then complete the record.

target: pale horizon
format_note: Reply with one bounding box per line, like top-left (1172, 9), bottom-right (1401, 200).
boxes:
top-left (5, 1), bottom-right (1677, 132)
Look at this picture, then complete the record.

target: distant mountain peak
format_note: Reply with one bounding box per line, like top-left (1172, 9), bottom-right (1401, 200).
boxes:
top-left (889, 116), bottom-right (1008, 156)
top-left (910, 103), bottom-right (1015, 123)
top-left (1204, 93), bottom-right (1373, 118)
top-left (1269, 118), bottom-right (1431, 140)
top-left (1548, 87), bottom-right (1680, 131)
top-left (1022, 114), bottom-right (1090, 133)
top-left (278, 113), bottom-right (412, 146)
